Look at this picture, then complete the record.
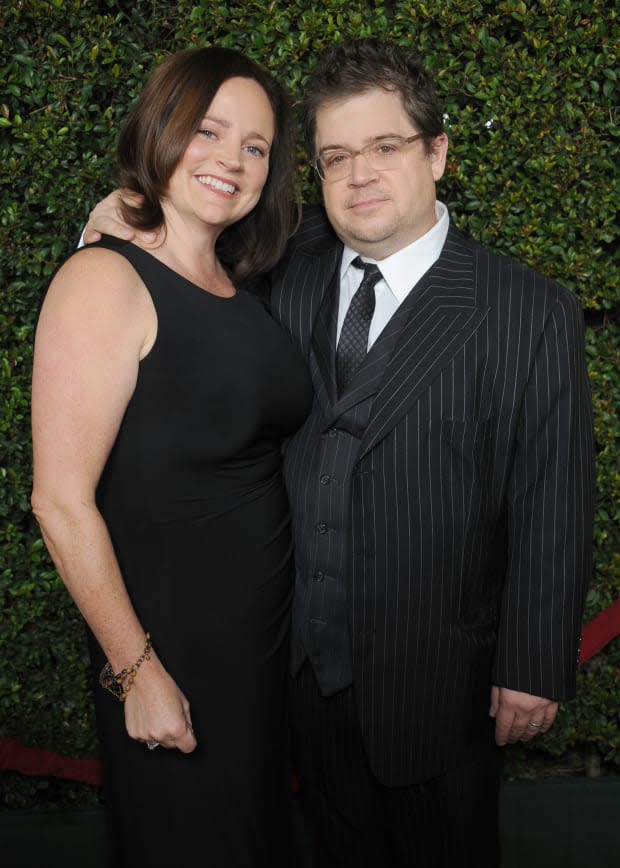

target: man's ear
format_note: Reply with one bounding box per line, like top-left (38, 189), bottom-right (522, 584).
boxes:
top-left (430, 133), bottom-right (449, 182)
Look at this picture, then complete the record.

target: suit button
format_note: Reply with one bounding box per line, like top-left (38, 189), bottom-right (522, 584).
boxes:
top-left (319, 474), bottom-right (331, 485)
top-left (315, 522), bottom-right (327, 534)
top-left (313, 571), bottom-right (325, 582)
top-left (309, 618), bottom-right (326, 629)
top-left (327, 428), bottom-right (338, 438)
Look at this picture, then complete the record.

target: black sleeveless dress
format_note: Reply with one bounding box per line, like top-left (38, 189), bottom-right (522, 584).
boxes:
top-left (85, 239), bottom-right (312, 867)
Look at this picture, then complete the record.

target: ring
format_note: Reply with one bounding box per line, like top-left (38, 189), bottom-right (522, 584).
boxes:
top-left (146, 741), bottom-right (160, 750)
top-left (527, 721), bottom-right (543, 729)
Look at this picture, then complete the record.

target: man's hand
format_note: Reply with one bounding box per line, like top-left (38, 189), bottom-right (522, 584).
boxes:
top-left (83, 189), bottom-right (158, 245)
top-left (489, 686), bottom-right (558, 746)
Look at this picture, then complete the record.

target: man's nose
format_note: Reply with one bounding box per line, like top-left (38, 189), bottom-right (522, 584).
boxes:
top-left (348, 151), bottom-right (379, 185)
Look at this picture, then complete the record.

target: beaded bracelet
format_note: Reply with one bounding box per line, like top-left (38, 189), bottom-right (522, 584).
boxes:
top-left (99, 632), bottom-right (152, 702)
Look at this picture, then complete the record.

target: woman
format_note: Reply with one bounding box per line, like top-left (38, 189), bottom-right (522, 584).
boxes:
top-left (31, 47), bottom-right (312, 867)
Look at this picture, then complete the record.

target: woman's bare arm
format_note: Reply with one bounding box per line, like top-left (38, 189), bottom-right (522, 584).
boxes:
top-left (31, 248), bottom-right (196, 752)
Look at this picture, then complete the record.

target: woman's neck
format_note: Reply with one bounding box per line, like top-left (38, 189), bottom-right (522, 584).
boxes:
top-left (137, 222), bottom-right (235, 297)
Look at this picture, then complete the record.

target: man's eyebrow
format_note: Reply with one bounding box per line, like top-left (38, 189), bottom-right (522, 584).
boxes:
top-left (319, 133), bottom-right (403, 153)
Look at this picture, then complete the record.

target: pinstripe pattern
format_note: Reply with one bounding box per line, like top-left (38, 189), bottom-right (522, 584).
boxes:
top-left (273, 206), bottom-right (595, 787)
top-left (290, 662), bottom-right (501, 867)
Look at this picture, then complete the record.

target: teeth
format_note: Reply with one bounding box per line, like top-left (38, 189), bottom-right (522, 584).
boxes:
top-left (197, 175), bottom-right (236, 194)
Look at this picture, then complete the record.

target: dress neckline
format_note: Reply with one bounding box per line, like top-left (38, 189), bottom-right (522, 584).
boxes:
top-left (128, 241), bottom-right (239, 301)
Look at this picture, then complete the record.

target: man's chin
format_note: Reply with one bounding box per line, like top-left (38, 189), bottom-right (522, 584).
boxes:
top-left (337, 219), bottom-right (397, 252)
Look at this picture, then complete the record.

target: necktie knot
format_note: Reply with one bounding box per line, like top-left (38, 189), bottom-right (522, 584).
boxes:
top-left (351, 256), bottom-right (382, 290)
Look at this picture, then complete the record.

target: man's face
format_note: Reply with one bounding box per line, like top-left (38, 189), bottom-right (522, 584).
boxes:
top-left (314, 88), bottom-right (448, 260)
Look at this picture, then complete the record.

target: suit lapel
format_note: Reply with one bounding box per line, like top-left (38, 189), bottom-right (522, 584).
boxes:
top-left (272, 235), bottom-right (341, 359)
top-left (358, 228), bottom-right (489, 459)
top-left (309, 270), bottom-right (339, 406)
top-left (330, 292), bottom-right (412, 417)
top-left (287, 241), bottom-right (341, 411)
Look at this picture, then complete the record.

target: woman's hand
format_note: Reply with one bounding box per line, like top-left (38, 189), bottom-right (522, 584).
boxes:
top-left (83, 189), bottom-right (158, 245)
top-left (124, 656), bottom-right (197, 753)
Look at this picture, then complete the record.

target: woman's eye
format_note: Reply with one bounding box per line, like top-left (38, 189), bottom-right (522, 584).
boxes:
top-left (244, 144), bottom-right (266, 158)
top-left (198, 128), bottom-right (217, 139)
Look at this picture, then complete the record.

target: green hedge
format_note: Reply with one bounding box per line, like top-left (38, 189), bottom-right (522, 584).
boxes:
top-left (1, 0), bottom-right (618, 807)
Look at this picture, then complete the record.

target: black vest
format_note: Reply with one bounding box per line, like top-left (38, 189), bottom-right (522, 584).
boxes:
top-left (289, 272), bottom-right (402, 695)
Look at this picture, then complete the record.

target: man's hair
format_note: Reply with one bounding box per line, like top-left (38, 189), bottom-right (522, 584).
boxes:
top-left (304, 39), bottom-right (444, 157)
top-left (115, 46), bottom-right (296, 285)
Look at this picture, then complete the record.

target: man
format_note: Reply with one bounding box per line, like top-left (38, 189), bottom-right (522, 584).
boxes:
top-left (85, 39), bottom-right (594, 867)
top-left (271, 39), bottom-right (594, 867)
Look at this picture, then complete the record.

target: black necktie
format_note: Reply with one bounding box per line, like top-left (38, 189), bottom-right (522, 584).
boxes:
top-left (336, 257), bottom-right (382, 395)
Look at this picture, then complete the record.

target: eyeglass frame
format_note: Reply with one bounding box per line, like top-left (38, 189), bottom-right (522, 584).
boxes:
top-left (311, 133), bottom-right (425, 182)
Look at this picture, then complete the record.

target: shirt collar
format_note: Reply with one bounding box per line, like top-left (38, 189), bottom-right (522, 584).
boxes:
top-left (340, 201), bottom-right (450, 302)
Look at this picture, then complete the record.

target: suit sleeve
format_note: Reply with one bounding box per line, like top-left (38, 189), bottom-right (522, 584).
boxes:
top-left (493, 289), bottom-right (595, 700)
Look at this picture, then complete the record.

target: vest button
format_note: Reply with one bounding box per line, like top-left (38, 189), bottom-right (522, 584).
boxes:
top-left (313, 571), bottom-right (325, 582)
top-left (315, 521), bottom-right (327, 534)
top-left (319, 474), bottom-right (331, 485)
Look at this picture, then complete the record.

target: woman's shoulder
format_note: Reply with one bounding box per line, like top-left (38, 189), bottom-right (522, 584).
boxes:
top-left (44, 241), bottom-right (151, 320)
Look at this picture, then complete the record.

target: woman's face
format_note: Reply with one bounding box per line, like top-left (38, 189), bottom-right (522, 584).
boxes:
top-left (164, 76), bottom-right (275, 235)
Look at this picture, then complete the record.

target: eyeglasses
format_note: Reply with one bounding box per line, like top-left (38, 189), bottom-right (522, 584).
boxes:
top-left (312, 133), bottom-right (424, 182)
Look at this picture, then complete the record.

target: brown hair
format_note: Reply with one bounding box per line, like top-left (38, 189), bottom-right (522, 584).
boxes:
top-left (304, 39), bottom-right (445, 158)
top-left (115, 46), bottom-right (297, 285)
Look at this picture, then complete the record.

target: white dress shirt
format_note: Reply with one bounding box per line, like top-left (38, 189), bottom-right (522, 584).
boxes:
top-left (337, 201), bottom-right (450, 349)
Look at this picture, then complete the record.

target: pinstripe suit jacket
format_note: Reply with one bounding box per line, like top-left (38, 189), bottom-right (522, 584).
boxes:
top-left (271, 206), bottom-right (595, 786)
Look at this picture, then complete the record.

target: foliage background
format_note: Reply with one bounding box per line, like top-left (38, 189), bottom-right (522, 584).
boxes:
top-left (1, 0), bottom-right (618, 806)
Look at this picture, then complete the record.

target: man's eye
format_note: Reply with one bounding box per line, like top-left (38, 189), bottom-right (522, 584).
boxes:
top-left (324, 152), bottom-right (349, 168)
top-left (374, 142), bottom-right (399, 155)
